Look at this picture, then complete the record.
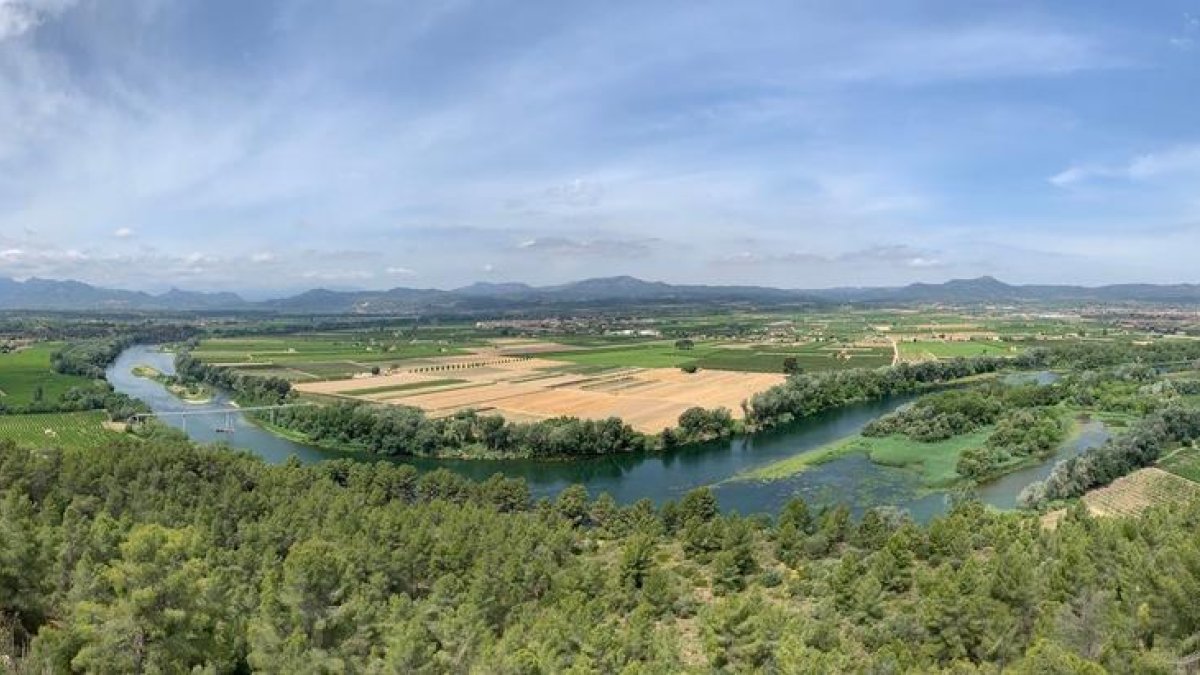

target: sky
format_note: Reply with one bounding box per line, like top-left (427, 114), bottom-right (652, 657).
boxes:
top-left (1, 0), bottom-right (1199, 295)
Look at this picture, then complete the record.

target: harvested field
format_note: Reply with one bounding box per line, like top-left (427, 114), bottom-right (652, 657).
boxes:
top-left (293, 355), bottom-right (785, 433)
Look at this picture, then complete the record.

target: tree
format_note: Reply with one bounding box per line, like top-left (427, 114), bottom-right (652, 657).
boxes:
top-left (0, 492), bottom-right (46, 636)
top-left (249, 538), bottom-right (364, 671)
top-left (674, 339), bottom-right (695, 350)
top-left (554, 484), bottom-right (590, 526)
top-left (711, 550), bottom-right (745, 595)
top-left (63, 525), bottom-right (232, 674)
top-left (620, 534), bottom-right (657, 590)
top-left (782, 357), bottom-right (801, 375)
top-left (679, 487), bottom-right (718, 524)
top-left (701, 594), bottom-right (776, 670)
top-left (680, 364), bottom-right (699, 374)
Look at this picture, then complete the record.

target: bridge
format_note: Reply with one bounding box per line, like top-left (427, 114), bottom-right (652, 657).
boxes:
top-left (129, 403), bottom-right (314, 433)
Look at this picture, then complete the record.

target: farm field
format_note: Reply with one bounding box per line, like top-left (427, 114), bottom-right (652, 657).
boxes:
top-left (0, 411), bottom-right (119, 450)
top-left (1159, 445), bottom-right (1200, 483)
top-left (529, 340), bottom-right (891, 373)
top-left (0, 343), bottom-right (94, 405)
top-left (294, 355), bottom-right (785, 433)
top-left (190, 335), bottom-right (470, 380)
top-left (1079, 468), bottom-right (1200, 518)
top-left (897, 340), bottom-right (1018, 361)
top-left (341, 379), bottom-right (466, 396)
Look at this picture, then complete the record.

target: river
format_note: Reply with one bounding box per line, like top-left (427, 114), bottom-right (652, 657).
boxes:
top-left (107, 345), bottom-right (1106, 520)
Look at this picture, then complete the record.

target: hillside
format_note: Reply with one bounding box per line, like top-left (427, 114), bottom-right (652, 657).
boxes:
top-left (5, 274), bottom-right (1200, 313)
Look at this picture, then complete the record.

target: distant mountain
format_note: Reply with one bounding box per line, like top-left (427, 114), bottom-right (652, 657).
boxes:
top-left (0, 277), bottom-right (249, 311)
top-left (453, 281), bottom-right (537, 298)
top-left (5, 274), bottom-right (1200, 313)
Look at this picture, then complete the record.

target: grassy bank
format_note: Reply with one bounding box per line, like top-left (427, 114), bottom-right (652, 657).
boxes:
top-left (132, 363), bottom-right (214, 403)
top-left (734, 407), bottom-right (1101, 488)
top-left (735, 428), bottom-right (992, 485)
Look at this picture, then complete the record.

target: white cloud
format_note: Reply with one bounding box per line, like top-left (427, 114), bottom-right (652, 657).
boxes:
top-left (301, 270), bottom-right (375, 281)
top-left (712, 244), bottom-right (944, 269)
top-left (829, 25), bottom-right (1112, 85)
top-left (1170, 13), bottom-right (1199, 51)
top-left (1050, 144), bottom-right (1200, 188)
top-left (0, 0), bottom-right (74, 41)
top-left (516, 236), bottom-right (659, 257)
top-left (1128, 145), bottom-right (1200, 179)
top-left (385, 266), bottom-right (416, 276)
top-left (113, 227), bottom-right (135, 238)
top-left (250, 252), bottom-right (275, 263)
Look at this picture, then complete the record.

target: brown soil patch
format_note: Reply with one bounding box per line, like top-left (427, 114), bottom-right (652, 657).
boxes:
top-left (293, 356), bottom-right (784, 433)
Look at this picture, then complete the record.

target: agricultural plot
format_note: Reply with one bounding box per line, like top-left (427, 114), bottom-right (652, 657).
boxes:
top-left (192, 336), bottom-right (465, 365)
top-left (192, 335), bottom-right (471, 381)
top-left (0, 343), bottom-right (94, 405)
top-left (897, 340), bottom-right (1018, 361)
top-left (529, 340), bottom-right (890, 373)
top-left (0, 411), bottom-right (118, 450)
top-left (693, 346), bottom-right (890, 373)
top-left (1159, 445), bottom-right (1200, 483)
top-left (294, 355), bottom-right (785, 433)
top-left (342, 379), bottom-right (466, 396)
top-left (1079, 468), bottom-right (1200, 518)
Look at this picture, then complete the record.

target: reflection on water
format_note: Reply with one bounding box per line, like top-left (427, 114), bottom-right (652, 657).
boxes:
top-left (108, 345), bottom-right (1102, 521)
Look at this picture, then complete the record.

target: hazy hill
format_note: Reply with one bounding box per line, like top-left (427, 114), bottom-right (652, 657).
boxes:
top-left (5, 274), bottom-right (1200, 313)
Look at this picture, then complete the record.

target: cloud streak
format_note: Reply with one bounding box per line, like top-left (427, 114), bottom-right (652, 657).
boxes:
top-left (0, 1), bottom-right (1195, 290)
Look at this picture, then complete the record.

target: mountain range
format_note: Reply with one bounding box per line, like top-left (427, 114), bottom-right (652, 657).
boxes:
top-left (4, 274), bottom-right (1200, 313)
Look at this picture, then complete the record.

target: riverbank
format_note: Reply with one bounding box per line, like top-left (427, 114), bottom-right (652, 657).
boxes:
top-left (733, 428), bottom-right (992, 485)
top-left (132, 363), bottom-right (214, 403)
top-left (246, 415), bottom-right (523, 460)
top-left (733, 409), bottom-right (1095, 489)
top-left (109, 343), bottom-right (1094, 520)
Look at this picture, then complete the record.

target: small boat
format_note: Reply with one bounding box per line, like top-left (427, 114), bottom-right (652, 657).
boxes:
top-left (214, 426), bottom-right (235, 433)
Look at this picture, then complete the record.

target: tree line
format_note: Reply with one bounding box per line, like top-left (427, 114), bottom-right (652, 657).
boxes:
top-left (1020, 404), bottom-right (1200, 508)
top-left (174, 353), bottom-right (293, 405)
top-left (745, 354), bottom-right (1025, 428)
top-left (267, 402), bottom-right (648, 459)
top-left (2, 437), bottom-right (1200, 671)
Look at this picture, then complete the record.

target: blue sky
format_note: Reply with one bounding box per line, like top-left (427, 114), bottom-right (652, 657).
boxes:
top-left (1, 0), bottom-right (1199, 294)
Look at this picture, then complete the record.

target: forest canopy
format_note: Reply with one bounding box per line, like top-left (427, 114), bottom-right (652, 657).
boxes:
top-left (2, 437), bottom-right (1199, 672)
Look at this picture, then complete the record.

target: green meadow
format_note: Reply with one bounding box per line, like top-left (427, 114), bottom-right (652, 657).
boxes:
top-left (0, 343), bottom-right (94, 405)
top-left (737, 428), bottom-right (995, 487)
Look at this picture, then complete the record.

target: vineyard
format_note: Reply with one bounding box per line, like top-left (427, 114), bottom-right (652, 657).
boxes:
top-left (1080, 468), bottom-right (1200, 518)
top-left (0, 411), bottom-right (120, 450)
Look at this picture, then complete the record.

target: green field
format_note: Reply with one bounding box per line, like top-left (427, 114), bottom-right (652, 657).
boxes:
top-left (342, 379), bottom-right (466, 396)
top-left (1160, 445), bottom-right (1200, 483)
top-left (191, 335), bottom-right (471, 381)
top-left (192, 336), bottom-right (465, 363)
top-left (530, 340), bottom-right (891, 373)
top-left (0, 343), bottom-right (94, 405)
top-left (898, 340), bottom-right (1017, 360)
top-left (0, 411), bottom-right (119, 450)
